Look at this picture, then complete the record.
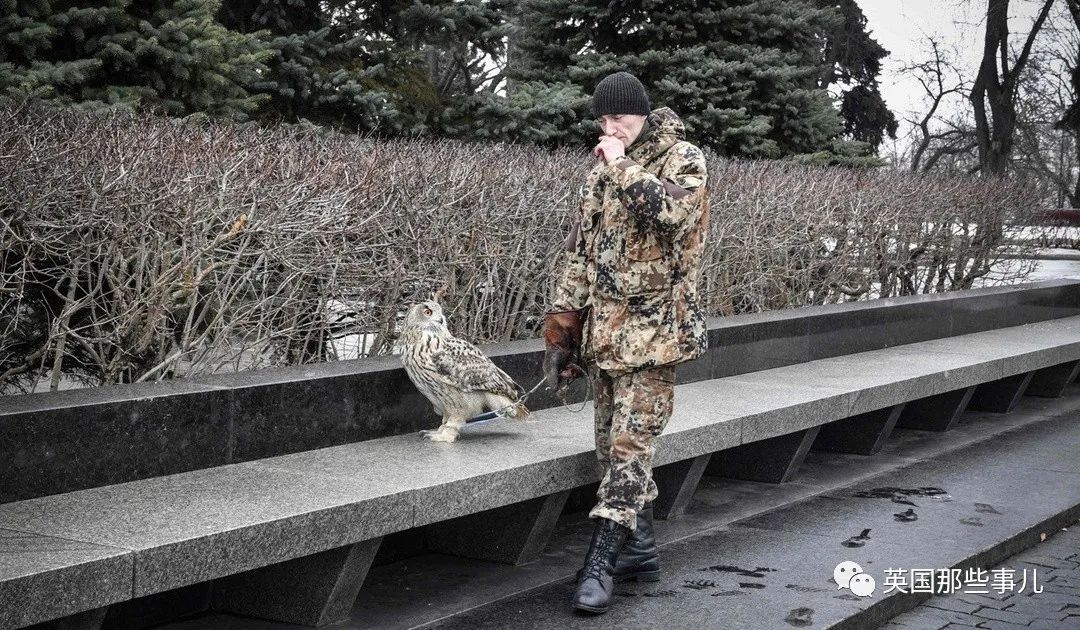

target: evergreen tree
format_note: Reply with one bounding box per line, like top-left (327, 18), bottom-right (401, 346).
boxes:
top-left (123, 0), bottom-right (274, 119)
top-left (468, 80), bottom-right (589, 144)
top-left (328, 0), bottom-right (511, 136)
top-left (786, 137), bottom-right (885, 167)
top-left (0, 0), bottom-right (272, 120)
top-left (505, 0), bottom-right (845, 157)
top-left (1, 0), bottom-right (130, 107)
top-left (816, 0), bottom-right (897, 149)
top-left (217, 0), bottom-right (395, 131)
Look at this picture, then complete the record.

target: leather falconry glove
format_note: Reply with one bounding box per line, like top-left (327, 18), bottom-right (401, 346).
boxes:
top-left (542, 309), bottom-right (586, 389)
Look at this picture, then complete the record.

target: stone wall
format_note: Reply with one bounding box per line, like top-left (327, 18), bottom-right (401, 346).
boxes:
top-left (3, 280), bottom-right (1079, 504)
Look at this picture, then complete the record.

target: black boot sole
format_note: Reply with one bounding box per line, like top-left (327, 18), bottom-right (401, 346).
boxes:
top-left (573, 602), bottom-right (610, 614)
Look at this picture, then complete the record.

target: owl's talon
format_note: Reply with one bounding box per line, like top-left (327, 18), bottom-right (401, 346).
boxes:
top-left (425, 430), bottom-right (458, 443)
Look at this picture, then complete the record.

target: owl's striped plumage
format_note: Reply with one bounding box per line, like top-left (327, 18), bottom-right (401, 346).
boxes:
top-left (399, 301), bottom-right (529, 442)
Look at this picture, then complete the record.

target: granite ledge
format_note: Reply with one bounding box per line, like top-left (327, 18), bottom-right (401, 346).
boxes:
top-left (0, 527), bottom-right (133, 628)
top-left (3, 309), bottom-right (1080, 605)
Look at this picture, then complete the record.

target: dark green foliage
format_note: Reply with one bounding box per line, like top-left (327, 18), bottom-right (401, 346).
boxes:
top-left (786, 138), bottom-right (886, 168)
top-left (816, 0), bottom-right (897, 149)
top-left (467, 80), bottom-right (591, 144)
top-left (840, 84), bottom-right (898, 148)
top-left (0, 0), bottom-right (273, 119)
top-left (217, 0), bottom-right (394, 130)
top-left (328, 0), bottom-right (512, 135)
top-left (2, 0), bottom-right (899, 157)
top-left (1, 0), bottom-right (126, 104)
top-left (505, 0), bottom-right (847, 157)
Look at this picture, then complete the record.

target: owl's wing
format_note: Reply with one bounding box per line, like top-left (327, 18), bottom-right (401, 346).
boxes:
top-left (432, 335), bottom-right (524, 400)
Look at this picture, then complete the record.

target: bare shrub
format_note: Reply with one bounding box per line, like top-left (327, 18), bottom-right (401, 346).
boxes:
top-left (0, 100), bottom-right (1044, 393)
top-left (702, 158), bottom-right (1043, 314)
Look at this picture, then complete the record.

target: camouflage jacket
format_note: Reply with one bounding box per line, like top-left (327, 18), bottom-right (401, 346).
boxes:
top-left (552, 106), bottom-right (710, 373)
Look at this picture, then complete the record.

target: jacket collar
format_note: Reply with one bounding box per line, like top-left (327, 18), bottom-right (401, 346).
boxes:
top-left (626, 106), bottom-right (685, 163)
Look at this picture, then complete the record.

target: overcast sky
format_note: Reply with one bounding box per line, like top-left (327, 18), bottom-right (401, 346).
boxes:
top-left (858, 0), bottom-right (1052, 127)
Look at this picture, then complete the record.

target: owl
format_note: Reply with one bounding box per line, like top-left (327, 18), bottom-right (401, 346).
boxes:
top-left (399, 301), bottom-right (529, 442)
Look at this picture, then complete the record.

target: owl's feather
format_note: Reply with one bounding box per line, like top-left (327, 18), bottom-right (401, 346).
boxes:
top-left (431, 335), bottom-right (523, 400)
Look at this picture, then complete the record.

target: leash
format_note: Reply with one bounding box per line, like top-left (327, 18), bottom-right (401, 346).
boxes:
top-left (465, 375), bottom-right (591, 425)
top-left (558, 375), bottom-right (591, 414)
top-left (465, 377), bottom-right (546, 425)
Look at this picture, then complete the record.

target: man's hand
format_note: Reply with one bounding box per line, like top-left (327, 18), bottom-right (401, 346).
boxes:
top-left (593, 135), bottom-right (625, 164)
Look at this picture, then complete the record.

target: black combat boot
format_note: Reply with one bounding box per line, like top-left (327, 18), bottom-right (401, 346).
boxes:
top-left (572, 517), bottom-right (630, 614)
top-left (613, 502), bottom-right (660, 582)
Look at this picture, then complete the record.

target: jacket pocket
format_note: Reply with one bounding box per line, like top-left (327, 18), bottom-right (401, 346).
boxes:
top-left (619, 233), bottom-right (672, 297)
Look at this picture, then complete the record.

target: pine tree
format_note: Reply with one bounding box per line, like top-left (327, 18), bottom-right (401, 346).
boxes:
top-left (504, 0), bottom-right (845, 157)
top-left (324, 0), bottom-right (510, 136)
top-left (1, 0), bottom-right (273, 120)
top-left (1, 0), bottom-right (129, 107)
top-left (217, 0), bottom-right (395, 131)
top-left (816, 0), bottom-right (897, 149)
top-left (468, 80), bottom-right (589, 144)
top-left (120, 0), bottom-right (274, 119)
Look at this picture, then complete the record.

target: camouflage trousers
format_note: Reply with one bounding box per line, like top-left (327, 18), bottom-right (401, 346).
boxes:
top-left (587, 361), bottom-right (675, 531)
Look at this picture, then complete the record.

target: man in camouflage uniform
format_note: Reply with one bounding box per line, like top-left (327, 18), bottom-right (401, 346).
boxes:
top-left (542, 71), bottom-right (709, 614)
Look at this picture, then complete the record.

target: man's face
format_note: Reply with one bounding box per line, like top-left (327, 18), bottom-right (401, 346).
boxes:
top-left (597, 113), bottom-right (647, 149)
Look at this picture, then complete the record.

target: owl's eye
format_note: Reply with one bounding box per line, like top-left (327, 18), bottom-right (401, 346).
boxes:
top-left (423, 307), bottom-right (432, 316)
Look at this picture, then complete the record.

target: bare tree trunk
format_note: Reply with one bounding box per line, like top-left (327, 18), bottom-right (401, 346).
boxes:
top-left (1059, 0), bottom-right (1080, 206)
top-left (970, 0), bottom-right (1057, 174)
top-left (1072, 138), bottom-right (1080, 206)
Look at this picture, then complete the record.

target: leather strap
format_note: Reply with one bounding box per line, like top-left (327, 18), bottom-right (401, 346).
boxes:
top-left (662, 179), bottom-right (692, 199)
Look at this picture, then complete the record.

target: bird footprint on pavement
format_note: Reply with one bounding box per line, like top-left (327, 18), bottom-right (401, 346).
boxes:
top-left (894, 508), bottom-right (918, 522)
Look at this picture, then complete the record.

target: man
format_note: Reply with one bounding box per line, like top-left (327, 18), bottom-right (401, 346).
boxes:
top-left (542, 71), bottom-right (710, 614)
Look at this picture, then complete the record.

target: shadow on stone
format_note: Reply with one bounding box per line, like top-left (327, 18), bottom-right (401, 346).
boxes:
top-left (812, 404), bottom-right (904, 456)
top-left (653, 454), bottom-right (711, 520)
top-left (212, 538), bottom-right (383, 627)
top-left (897, 386), bottom-right (975, 431)
top-left (424, 491), bottom-right (570, 565)
top-left (1025, 360), bottom-right (1080, 398)
top-left (706, 427), bottom-right (821, 483)
top-left (969, 372), bottom-right (1034, 413)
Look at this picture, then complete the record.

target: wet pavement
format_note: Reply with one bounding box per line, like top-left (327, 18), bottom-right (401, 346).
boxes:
top-left (158, 387), bottom-right (1080, 630)
top-left (880, 521), bottom-right (1080, 629)
top-left (413, 410), bottom-right (1080, 630)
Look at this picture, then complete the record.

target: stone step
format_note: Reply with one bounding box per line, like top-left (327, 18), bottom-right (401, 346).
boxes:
top-left (156, 384), bottom-right (1080, 630)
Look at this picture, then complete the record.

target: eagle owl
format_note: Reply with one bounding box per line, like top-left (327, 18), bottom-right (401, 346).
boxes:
top-left (399, 301), bottom-right (529, 442)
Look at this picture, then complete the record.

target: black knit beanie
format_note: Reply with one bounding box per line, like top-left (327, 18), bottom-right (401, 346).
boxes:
top-left (591, 71), bottom-right (650, 117)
